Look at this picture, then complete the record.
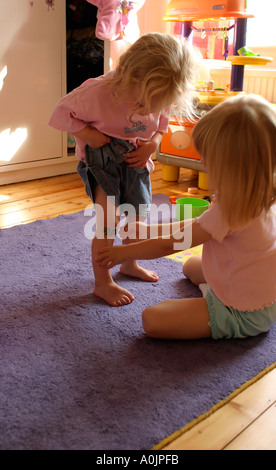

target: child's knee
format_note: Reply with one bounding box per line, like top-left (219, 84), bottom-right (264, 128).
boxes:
top-left (142, 306), bottom-right (158, 337)
top-left (182, 257), bottom-right (195, 278)
top-left (182, 256), bottom-right (204, 285)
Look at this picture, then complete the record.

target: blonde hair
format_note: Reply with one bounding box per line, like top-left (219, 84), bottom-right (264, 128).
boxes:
top-left (192, 94), bottom-right (276, 228)
top-left (106, 32), bottom-right (200, 120)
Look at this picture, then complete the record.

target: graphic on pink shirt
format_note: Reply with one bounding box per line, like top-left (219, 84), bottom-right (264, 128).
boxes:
top-left (125, 121), bottom-right (148, 135)
top-left (48, 71), bottom-right (169, 172)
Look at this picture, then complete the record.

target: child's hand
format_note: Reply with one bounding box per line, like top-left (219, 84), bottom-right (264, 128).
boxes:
top-left (95, 245), bottom-right (126, 269)
top-left (124, 139), bottom-right (157, 168)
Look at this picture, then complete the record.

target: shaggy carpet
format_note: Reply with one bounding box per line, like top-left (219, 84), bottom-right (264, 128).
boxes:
top-left (0, 194), bottom-right (275, 450)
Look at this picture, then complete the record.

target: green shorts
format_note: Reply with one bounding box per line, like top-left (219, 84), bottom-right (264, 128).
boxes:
top-left (206, 285), bottom-right (276, 340)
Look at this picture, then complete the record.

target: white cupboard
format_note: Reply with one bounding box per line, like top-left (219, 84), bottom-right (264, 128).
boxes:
top-left (0, 0), bottom-right (170, 185)
top-left (0, 0), bottom-right (76, 184)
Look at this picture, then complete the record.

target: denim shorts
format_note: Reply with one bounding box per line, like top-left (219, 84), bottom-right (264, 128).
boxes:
top-left (77, 137), bottom-right (151, 218)
top-left (206, 285), bottom-right (276, 340)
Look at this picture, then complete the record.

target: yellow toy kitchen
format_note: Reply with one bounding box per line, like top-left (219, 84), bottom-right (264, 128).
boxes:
top-left (157, 0), bottom-right (273, 189)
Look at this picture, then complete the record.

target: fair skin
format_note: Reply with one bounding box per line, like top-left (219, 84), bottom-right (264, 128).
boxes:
top-left (95, 219), bottom-right (214, 338)
top-left (73, 126), bottom-right (163, 307)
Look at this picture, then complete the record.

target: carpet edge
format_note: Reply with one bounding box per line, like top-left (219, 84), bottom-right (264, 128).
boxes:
top-left (152, 361), bottom-right (276, 450)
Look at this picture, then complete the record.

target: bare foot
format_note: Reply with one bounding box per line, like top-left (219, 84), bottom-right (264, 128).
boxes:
top-left (94, 280), bottom-right (134, 307)
top-left (120, 260), bottom-right (159, 282)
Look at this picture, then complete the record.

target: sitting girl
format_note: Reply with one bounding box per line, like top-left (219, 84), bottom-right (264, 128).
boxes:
top-left (96, 94), bottom-right (276, 340)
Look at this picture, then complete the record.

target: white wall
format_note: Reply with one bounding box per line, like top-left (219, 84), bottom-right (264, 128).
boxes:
top-left (137, 0), bottom-right (172, 35)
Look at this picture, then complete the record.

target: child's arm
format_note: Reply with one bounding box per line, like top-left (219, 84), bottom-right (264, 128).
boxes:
top-left (124, 131), bottom-right (163, 168)
top-left (96, 218), bottom-right (212, 268)
top-left (73, 127), bottom-right (111, 149)
top-left (120, 217), bottom-right (207, 242)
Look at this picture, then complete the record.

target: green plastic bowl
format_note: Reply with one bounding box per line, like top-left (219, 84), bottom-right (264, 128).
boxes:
top-left (170, 197), bottom-right (210, 220)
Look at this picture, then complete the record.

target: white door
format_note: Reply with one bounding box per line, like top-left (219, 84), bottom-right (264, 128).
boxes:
top-left (0, 0), bottom-right (66, 169)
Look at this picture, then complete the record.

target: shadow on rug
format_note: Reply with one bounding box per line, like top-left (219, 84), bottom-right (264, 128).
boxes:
top-left (0, 194), bottom-right (275, 450)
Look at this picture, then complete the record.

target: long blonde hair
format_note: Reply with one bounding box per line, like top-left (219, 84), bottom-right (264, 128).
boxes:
top-left (192, 94), bottom-right (276, 228)
top-left (106, 32), bottom-right (200, 120)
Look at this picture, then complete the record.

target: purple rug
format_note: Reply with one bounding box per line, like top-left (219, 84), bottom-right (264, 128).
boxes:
top-left (0, 194), bottom-right (275, 450)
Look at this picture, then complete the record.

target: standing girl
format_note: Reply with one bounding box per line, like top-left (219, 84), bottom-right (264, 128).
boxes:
top-left (49, 33), bottom-right (199, 306)
top-left (96, 94), bottom-right (276, 339)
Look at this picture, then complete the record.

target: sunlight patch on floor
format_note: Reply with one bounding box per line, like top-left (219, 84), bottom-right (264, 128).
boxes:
top-left (0, 195), bottom-right (10, 202)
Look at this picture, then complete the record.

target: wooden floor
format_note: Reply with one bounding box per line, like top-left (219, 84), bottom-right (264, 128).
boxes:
top-left (1, 160), bottom-right (275, 450)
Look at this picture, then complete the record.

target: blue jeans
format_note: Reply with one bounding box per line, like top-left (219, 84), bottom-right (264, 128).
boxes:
top-left (77, 138), bottom-right (151, 218)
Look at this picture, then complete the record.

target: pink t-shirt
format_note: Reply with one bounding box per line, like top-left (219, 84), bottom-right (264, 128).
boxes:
top-left (48, 71), bottom-right (169, 173)
top-left (196, 201), bottom-right (276, 311)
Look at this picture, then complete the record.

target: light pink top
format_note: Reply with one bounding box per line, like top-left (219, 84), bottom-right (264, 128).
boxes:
top-left (197, 201), bottom-right (276, 311)
top-left (48, 71), bottom-right (169, 173)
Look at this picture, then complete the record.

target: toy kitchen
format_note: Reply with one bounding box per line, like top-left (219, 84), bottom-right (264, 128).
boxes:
top-left (157, 0), bottom-right (273, 189)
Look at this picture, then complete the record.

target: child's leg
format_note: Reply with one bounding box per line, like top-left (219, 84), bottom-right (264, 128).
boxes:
top-left (142, 297), bottom-right (211, 339)
top-left (92, 185), bottom-right (134, 306)
top-left (119, 214), bottom-right (159, 282)
top-left (142, 255), bottom-right (211, 339)
top-left (182, 255), bottom-right (206, 286)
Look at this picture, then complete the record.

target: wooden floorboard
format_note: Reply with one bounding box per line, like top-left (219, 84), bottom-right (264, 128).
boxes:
top-left (163, 368), bottom-right (276, 450)
top-left (1, 161), bottom-right (275, 450)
